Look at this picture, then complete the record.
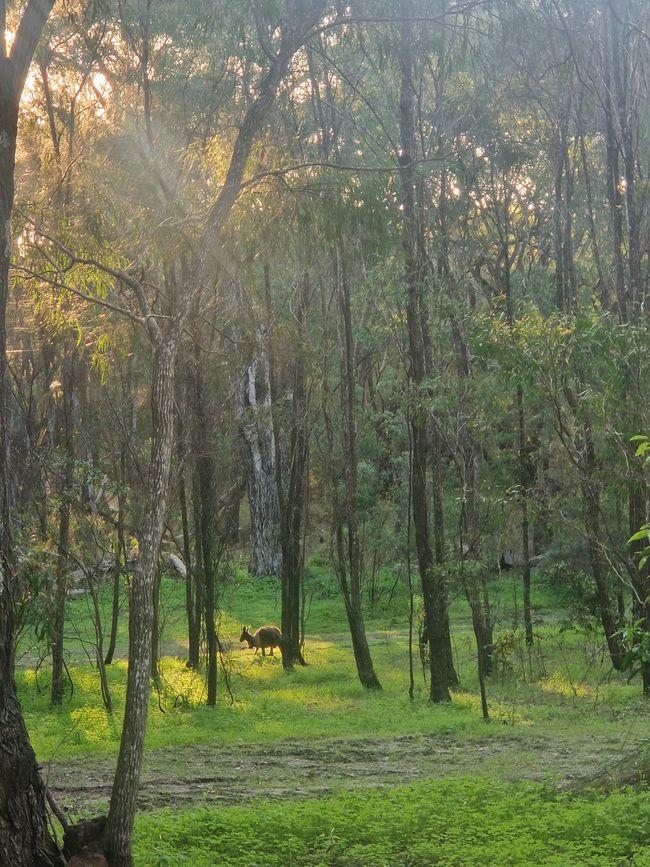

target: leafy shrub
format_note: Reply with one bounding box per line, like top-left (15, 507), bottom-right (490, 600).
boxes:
top-left (541, 561), bottom-right (601, 629)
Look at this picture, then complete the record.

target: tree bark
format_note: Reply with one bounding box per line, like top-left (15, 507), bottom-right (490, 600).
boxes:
top-left (0, 3), bottom-right (60, 861)
top-left (105, 447), bottom-right (127, 666)
top-left (51, 341), bottom-right (76, 704)
top-left (105, 336), bottom-right (178, 865)
top-left (192, 349), bottom-right (218, 706)
top-left (275, 276), bottom-right (309, 670)
top-left (398, 5), bottom-right (450, 702)
top-left (334, 250), bottom-right (381, 689)
top-left (240, 335), bottom-right (283, 577)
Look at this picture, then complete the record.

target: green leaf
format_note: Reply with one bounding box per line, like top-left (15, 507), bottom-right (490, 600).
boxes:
top-left (627, 529), bottom-right (650, 544)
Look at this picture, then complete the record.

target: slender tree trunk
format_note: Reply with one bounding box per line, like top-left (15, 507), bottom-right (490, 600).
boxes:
top-left (88, 574), bottom-right (113, 714)
top-left (519, 386), bottom-right (534, 647)
top-left (106, 336), bottom-right (178, 865)
top-left (191, 343), bottom-right (218, 705)
top-left (335, 250), bottom-right (382, 689)
top-left (602, 13), bottom-right (627, 320)
top-left (178, 463), bottom-right (198, 668)
top-left (151, 566), bottom-right (161, 683)
top-left (582, 475), bottom-right (624, 668)
top-left (398, 4), bottom-right (450, 703)
top-left (503, 193), bottom-right (534, 647)
top-left (462, 448), bottom-right (493, 677)
top-left (105, 448), bottom-right (127, 666)
top-left (51, 342), bottom-right (76, 704)
top-left (275, 276), bottom-right (309, 670)
top-left (606, 0), bottom-right (649, 690)
top-left (629, 485), bottom-right (650, 694)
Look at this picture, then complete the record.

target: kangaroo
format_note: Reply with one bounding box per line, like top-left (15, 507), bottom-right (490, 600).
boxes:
top-left (240, 624), bottom-right (282, 656)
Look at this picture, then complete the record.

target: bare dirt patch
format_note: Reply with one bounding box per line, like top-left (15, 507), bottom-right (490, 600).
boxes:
top-left (47, 730), bottom-right (632, 816)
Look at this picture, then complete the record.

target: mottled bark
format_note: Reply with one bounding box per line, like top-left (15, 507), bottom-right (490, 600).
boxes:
top-left (241, 341), bottom-right (282, 577)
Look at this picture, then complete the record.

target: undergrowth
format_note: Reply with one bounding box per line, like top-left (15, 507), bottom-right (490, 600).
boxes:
top-left (133, 778), bottom-right (650, 866)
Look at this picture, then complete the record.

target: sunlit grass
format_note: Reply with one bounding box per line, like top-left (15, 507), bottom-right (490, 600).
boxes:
top-left (539, 672), bottom-right (594, 699)
top-left (20, 624), bottom-right (645, 766)
top-left (17, 571), bottom-right (649, 768)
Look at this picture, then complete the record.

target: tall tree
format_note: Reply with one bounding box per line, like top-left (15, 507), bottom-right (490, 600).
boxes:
top-left (0, 2), bottom-right (61, 863)
top-left (397, 0), bottom-right (451, 703)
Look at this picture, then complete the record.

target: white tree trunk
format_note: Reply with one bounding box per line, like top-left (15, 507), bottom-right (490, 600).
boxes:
top-left (241, 341), bottom-right (283, 577)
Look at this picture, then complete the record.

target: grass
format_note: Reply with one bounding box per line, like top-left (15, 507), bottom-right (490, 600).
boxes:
top-left (133, 779), bottom-right (650, 866)
top-left (16, 561), bottom-right (650, 864)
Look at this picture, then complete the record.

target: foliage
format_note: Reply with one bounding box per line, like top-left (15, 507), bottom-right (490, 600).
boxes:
top-left (541, 563), bottom-right (601, 630)
top-left (619, 620), bottom-right (650, 683)
top-left (133, 779), bottom-right (650, 866)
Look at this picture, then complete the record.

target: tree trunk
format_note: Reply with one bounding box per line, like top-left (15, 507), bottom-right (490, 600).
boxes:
top-left (398, 7), bottom-right (450, 702)
top-left (0, 5), bottom-right (59, 858)
top-left (105, 336), bottom-right (178, 865)
top-left (517, 387), bottom-right (534, 647)
top-left (335, 250), bottom-right (381, 690)
top-left (190, 468), bottom-right (204, 670)
top-left (275, 277), bottom-right (309, 670)
top-left (105, 447), bottom-right (127, 666)
top-left (191, 345), bottom-right (218, 705)
top-left (240, 339), bottom-right (283, 577)
top-left (628, 483), bottom-right (650, 694)
top-left (178, 463), bottom-right (199, 669)
top-left (51, 341), bottom-right (76, 704)
top-left (461, 448), bottom-right (494, 677)
top-left (582, 477), bottom-right (624, 669)
top-left (151, 566), bottom-right (161, 683)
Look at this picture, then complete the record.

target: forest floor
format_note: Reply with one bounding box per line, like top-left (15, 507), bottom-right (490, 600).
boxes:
top-left (47, 725), bottom-right (635, 816)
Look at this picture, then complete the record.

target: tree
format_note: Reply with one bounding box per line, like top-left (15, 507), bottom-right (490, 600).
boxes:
top-left (0, 2), bottom-right (62, 863)
top-left (397, 0), bottom-right (452, 703)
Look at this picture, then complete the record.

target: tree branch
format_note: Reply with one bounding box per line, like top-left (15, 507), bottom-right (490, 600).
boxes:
top-left (13, 264), bottom-right (147, 327)
top-left (10, 0), bottom-right (56, 96)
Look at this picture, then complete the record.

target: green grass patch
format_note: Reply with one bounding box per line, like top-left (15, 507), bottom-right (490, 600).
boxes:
top-left (134, 778), bottom-right (650, 866)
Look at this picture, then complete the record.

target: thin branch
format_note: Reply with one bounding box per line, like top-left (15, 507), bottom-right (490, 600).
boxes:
top-left (249, 0), bottom-right (276, 62)
top-left (239, 153), bottom-right (447, 192)
top-left (13, 264), bottom-right (146, 327)
top-left (19, 217), bottom-right (165, 342)
top-left (309, 2), bottom-right (494, 41)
